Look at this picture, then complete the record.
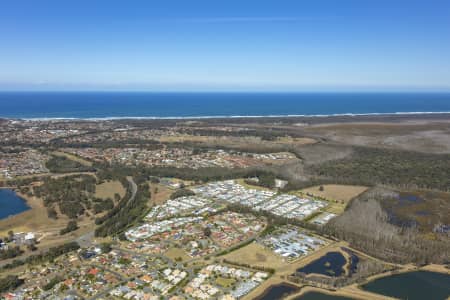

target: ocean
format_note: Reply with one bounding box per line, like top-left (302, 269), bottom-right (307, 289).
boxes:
top-left (0, 92), bottom-right (450, 119)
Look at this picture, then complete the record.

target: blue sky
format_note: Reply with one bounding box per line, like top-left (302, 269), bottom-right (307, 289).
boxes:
top-left (1, 0), bottom-right (450, 91)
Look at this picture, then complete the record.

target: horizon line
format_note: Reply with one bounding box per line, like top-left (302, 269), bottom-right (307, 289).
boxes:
top-left (1, 90), bottom-right (450, 94)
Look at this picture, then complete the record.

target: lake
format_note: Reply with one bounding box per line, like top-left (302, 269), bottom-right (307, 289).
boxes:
top-left (0, 189), bottom-right (30, 220)
top-left (362, 271), bottom-right (450, 300)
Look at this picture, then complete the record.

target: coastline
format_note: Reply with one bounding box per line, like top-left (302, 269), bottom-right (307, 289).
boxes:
top-left (5, 111), bottom-right (450, 121)
top-left (2, 91), bottom-right (450, 122)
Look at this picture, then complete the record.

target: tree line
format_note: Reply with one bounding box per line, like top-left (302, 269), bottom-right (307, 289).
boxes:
top-left (308, 147), bottom-right (450, 191)
top-left (45, 155), bottom-right (96, 173)
top-left (322, 188), bottom-right (450, 264)
top-left (95, 182), bottom-right (151, 237)
top-left (33, 175), bottom-right (97, 219)
top-left (1, 241), bottom-right (80, 271)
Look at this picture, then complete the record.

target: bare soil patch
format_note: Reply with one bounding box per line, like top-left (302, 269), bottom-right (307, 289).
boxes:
top-left (222, 242), bottom-right (290, 271)
top-left (149, 183), bottom-right (172, 205)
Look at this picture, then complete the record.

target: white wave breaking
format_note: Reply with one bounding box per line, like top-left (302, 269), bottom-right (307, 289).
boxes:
top-left (4, 111), bottom-right (450, 121)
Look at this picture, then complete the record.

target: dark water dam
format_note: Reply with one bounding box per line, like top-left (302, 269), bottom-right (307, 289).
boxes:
top-left (296, 252), bottom-right (347, 277)
top-left (255, 283), bottom-right (299, 300)
top-left (294, 292), bottom-right (354, 300)
top-left (362, 271), bottom-right (450, 300)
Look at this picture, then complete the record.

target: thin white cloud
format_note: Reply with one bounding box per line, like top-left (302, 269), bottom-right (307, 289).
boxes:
top-left (171, 16), bottom-right (321, 24)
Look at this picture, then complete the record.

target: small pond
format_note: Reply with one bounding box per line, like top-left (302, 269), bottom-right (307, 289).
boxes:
top-left (0, 189), bottom-right (30, 220)
top-left (296, 252), bottom-right (347, 277)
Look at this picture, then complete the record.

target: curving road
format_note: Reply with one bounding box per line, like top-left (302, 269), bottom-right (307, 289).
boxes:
top-left (76, 176), bottom-right (137, 248)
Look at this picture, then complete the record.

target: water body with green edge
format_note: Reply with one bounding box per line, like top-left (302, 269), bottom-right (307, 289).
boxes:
top-left (362, 271), bottom-right (450, 300)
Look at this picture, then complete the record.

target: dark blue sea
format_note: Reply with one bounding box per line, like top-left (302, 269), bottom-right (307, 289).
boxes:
top-left (0, 92), bottom-right (449, 119)
top-left (0, 189), bottom-right (30, 220)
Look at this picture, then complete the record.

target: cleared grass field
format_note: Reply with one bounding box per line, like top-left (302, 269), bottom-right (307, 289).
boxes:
top-left (300, 184), bottom-right (368, 203)
top-left (95, 180), bottom-right (126, 200)
top-left (216, 277), bottom-right (236, 288)
top-left (298, 185), bottom-right (368, 214)
top-left (164, 247), bottom-right (190, 262)
top-left (222, 242), bottom-right (289, 270)
top-left (236, 178), bottom-right (272, 191)
top-left (149, 183), bottom-right (172, 205)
